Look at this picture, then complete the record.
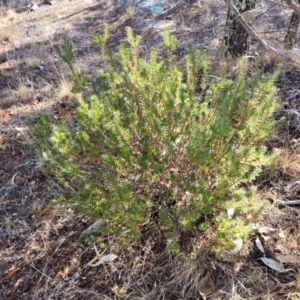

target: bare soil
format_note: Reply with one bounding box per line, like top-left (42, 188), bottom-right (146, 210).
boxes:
top-left (1, 0), bottom-right (300, 299)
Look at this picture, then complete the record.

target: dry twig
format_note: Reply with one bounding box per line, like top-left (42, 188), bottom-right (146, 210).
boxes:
top-left (224, 0), bottom-right (300, 69)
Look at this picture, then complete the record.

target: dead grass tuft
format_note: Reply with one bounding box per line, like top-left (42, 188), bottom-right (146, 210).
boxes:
top-left (0, 7), bottom-right (16, 24)
top-left (32, 199), bottom-right (46, 216)
top-left (14, 82), bottom-right (32, 99)
top-left (0, 26), bottom-right (13, 42)
top-left (0, 8), bottom-right (16, 42)
top-left (57, 76), bottom-right (76, 101)
top-left (211, 37), bottom-right (221, 48)
top-left (125, 4), bottom-right (136, 19)
top-left (169, 253), bottom-right (207, 296)
top-left (201, 0), bottom-right (211, 23)
top-left (64, 22), bottom-right (74, 31)
top-left (4, 9), bottom-right (16, 22)
top-left (25, 56), bottom-right (41, 69)
top-left (274, 147), bottom-right (300, 178)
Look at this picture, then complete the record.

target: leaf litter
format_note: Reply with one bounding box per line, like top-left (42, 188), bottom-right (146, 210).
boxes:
top-left (90, 254), bottom-right (118, 267)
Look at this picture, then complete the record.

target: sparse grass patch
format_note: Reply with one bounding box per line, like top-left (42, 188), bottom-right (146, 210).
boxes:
top-left (211, 37), bottom-right (220, 48)
top-left (64, 22), bottom-right (74, 31)
top-left (15, 82), bottom-right (31, 99)
top-left (25, 56), bottom-right (41, 68)
top-left (200, 0), bottom-right (211, 23)
top-left (0, 7), bottom-right (16, 25)
top-left (274, 147), bottom-right (300, 178)
top-left (32, 199), bottom-right (46, 215)
top-left (167, 253), bottom-right (206, 296)
top-left (0, 4), bottom-right (5, 15)
top-left (4, 9), bottom-right (16, 22)
top-left (57, 75), bottom-right (76, 101)
top-left (0, 26), bottom-right (13, 42)
top-left (0, 7), bottom-right (16, 42)
top-left (44, 26), bottom-right (56, 41)
top-left (245, 266), bottom-right (263, 287)
top-left (125, 4), bottom-right (136, 19)
top-left (4, 216), bottom-right (14, 231)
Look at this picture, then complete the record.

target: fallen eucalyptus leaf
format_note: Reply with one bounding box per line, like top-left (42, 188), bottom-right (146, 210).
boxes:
top-left (90, 254), bottom-right (118, 267)
top-left (227, 208), bottom-right (235, 219)
top-left (255, 237), bottom-right (265, 254)
top-left (259, 257), bottom-right (285, 272)
top-left (229, 238), bottom-right (243, 255)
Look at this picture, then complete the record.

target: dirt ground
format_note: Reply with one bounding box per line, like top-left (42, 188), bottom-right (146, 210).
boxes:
top-left (1, 0), bottom-right (300, 299)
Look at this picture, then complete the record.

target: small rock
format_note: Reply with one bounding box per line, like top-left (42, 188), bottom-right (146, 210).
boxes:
top-left (27, 2), bottom-right (38, 12)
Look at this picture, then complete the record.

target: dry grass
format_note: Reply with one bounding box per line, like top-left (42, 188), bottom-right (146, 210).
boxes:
top-left (31, 199), bottom-right (46, 215)
top-left (14, 82), bottom-right (32, 99)
top-left (201, 0), bottom-right (211, 23)
top-left (211, 37), bottom-right (221, 48)
top-left (25, 56), bottom-right (41, 69)
top-left (0, 8), bottom-right (16, 41)
top-left (63, 22), bottom-right (74, 31)
top-left (0, 7), bottom-right (16, 25)
top-left (3, 9), bottom-right (16, 22)
top-left (260, 51), bottom-right (282, 72)
top-left (274, 147), bottom-right (300, 178)
top-left (0, 26), bottom-right (13, 42)
top-left (57, 75), bottom-right (76, 101)
top-left (125, 4), bottom-right (136, 19)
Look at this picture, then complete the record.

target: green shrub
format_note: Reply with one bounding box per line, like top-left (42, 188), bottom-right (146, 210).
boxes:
top-left (32, 27), bottom-right (280, 253)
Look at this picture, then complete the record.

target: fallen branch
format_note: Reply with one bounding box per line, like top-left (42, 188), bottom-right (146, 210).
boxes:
top-left (276, 199), bottom-right (300, 205)
top-left (285, 0), bottom-right (300, 15)
top-left (224, 0), bottom-right (300, 69)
